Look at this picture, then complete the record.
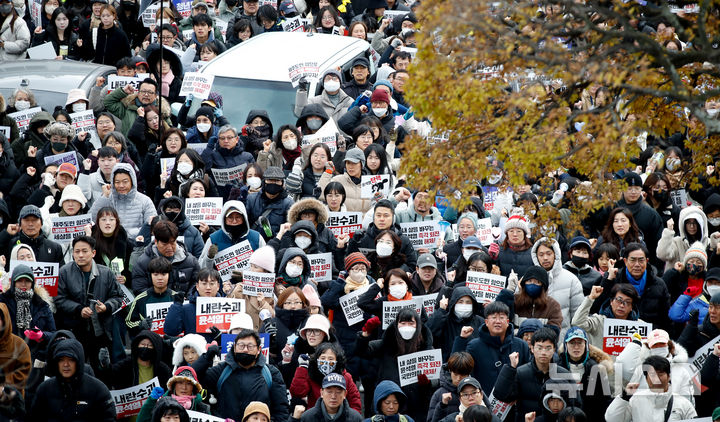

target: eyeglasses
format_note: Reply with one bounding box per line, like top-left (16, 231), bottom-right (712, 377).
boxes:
top-left (460, 390), bottom-right (480, 399)
top-left (321, 16), bottom-right (335, 21)
top-left (139, 90), bottom-right (156, 96)
top-left (218, 136), bottom-right (236, 142)
top-left (160, 36), bottom-right (174, 41)
top-left (285, 301), bottom-right (304, 306)
top-left (613, 297), bottom-right (632, 307)
top-left (468, 266), bottom-right (487, 272)
top-left (305, 329), bottom-right (324, 336)
top-left (627, 187), bottom-right (642, 193)
top-left (235, 343), bottom-right (257, 351)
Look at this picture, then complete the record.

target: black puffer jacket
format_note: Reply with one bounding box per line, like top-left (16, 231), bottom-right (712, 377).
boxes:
top-left (87, 25), bottom-right (131, 65)
top-left (261, 307), bottom-right (309, 365)
top-left (496, 245), bottom-right (534, 277)
top-left (30, 339), bottom-right (116, 421)
top-left (0, 231), bottom-right (64, 270)
top-left (0, 136), bottom-right (20, 198)
top-left (426, 286), bottom-right (484, 361)
top-left (131, 243), bottom-right (199, 295)
top-left (347, 222), bottom-right (418, 273)
top-left (97, 330), bottom-right (171, 390)
top-left (562, 261), bottom-right (602, 296)
top-left (427, 370), bottom-right (460, 422)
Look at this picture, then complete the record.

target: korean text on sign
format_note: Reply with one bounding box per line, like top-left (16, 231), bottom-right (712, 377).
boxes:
top-left (179, 72), bottom-right (215, 100)
top-left (307, 253), bottom-right (332, 282)
top-left (214, 240), bottom-right (254, 281)
top-left (339, 286), bottom-right (369, 326)
top-left (397, 349), bottom-right (442, 386)
top-left (382, 298), bottom-right (422, 329)
top-left (145, 302), bottom-right (172, 335)
top-left (465, 271), bottom-right (507, 304)
top-left (399, 221), bottom-right (442, 250)
top-left (111, 377), bottom-right (159, 418)
top-left (9, 260), bottom-right (59, 296)
top-left (196, 297), bottom-right (246, 332)
top-left (602, 319), bottom-right (652, 356)
top-left (185, 197), bottom-right (223, 226)
top-left (50, 214), bottom-right (93, 244)
top-left (361, 174), bottom-right (391, 199)
top-left (326, 211), bottom-right (363, 238)
top-left (242, 271), bottom-right (276, 297)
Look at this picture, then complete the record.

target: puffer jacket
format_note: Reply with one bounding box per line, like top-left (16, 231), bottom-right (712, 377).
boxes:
top-left (89, 163), bottom-right (158, 239)
top-left (0, 135), bottom-right (20, 197)
top-left (97, 330), bottom-right (171, 389)
top-left (562, 261), bottom-right (602, 296)
top-left (318, 172), bottom-right (370, 213)
top-left (11, 111), bottom-right (53, 167)
top-left (657, 206), bottom-right (710, 273)
top-left (136, 196), bottom-right (205, 258)
top-left (246, 189), bottom-right (294, 241)
top-left (604, 388), bottom-right (696, 421)
top-left (669, 290), bottom-right (711, 326)
top-left (200, 200), bottom-right (265, 269)
top-left (294, 87), bottom-right (353, 127)
top-left (0, 14), bottom-right (30, 60)
top-left (103, 87), bottom-right (172, 135)
top-left (530, 238), bottom-right (584, 335)
top-left (496, 245), bottom-right (534, 277)
top-left (164, 288), bottom-right (224, 343)
top-left (347, 222), bottom-right (418, 273)
top-left (426, 286), bottom-right (484, 361)
top-left (131, 243), bottom-right (199, 295)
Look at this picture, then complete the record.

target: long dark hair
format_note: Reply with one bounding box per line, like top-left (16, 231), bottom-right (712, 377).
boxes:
top-left (370, 230), bottom-right (406, 279)
top-left (303, 143), bottom-right (333, 172)
top-left (364, 143), bottom-right (390, 175)
top-left (169, 148), bottom-right (205, 181)
top-left (92, 207), bottom-right (125, 259)
top-left (48, 7), bottom-right (73, 40)
top-left (314, 6), bottom-right (341, 28)
top-left (514, 279), bottom-right (549, 311)
top-left (600, 207), bottom-right (642, 248)
top-left (642, 172), bottom-right (672, 209)
top-left (308, 342), bottom-right (346, 383)
top-left (395, 308), bottom-right (424, 355)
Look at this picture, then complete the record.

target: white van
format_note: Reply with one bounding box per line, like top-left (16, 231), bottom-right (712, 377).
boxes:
top-left (194, 31), bottom-right (374, 128)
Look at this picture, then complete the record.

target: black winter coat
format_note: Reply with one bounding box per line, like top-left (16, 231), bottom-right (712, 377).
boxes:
top-left (97, 330), bottom-right (171, 389)
top-left (293, 398), bottom-right (364, 422)
top-left (131, 243), bottom-right (199, 295)
top-left (0, 288), bottom-right (56, 335)
top-left (87, 25), bottom-right (131, 65)
top-left (426, 286), bottom-right (484, 361)
top-left (562, 262), bottom-right (602, 296)
top-left (0, 231), bottom-right (64, 270)
top-left (496, 246), bottom-right (533, 277)
top-left (427, 370), bottom-right (460, 422)
top-left (261, 307), bottom-right (309, 365)
top-left (346, 222), bottom-right (418, 273)
top-left (320, 276), bottom-right (375, 358)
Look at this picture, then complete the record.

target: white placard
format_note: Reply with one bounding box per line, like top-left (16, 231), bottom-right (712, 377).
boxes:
top-left (382, 297), bottom-right (422, 329)
top-left (50, 214), bottom-right (93, 244)
top-left (27, 42), bottom-right (56, 60)
top-left (195, 296), bottom-right (246, 332)
top-left (399, 46), bottom-right (417, 58)
top-left (187, 142), bottom-right (208, 155)
top-left (142, 4), bottom-right (160, 27)
top-left (9, 260), bottom-right (59, 296)
top-left (339, 285), bottom-right (369, 326)
top-left (69, 109), bottom-right (101, 149)
top-left (187, 410), bottom-right (226, 422)
top-left (30, 0), bottom-right (41, 28)
top-left (288, 60), bottom-right (319, 87)
top-left (8, 107), bottom-right (41, 134)
top-left (179, 72), bottom-right (215, 100)
top-left (415, 294), bottom-right (437, 318)
top-left (476, 217), bottom-right (493, 246)
top-left (282, 16), bottom-right (306, 33)
top-left (326, 211), bottom-right (363, 238)
top-left (215, 18), bottom-right (228, 41)
top-left (398, 221), bottom-right (442, 250)
top-left (258, 0), bottom-right (277, 8)
top-left (182, 29), bottom-right (194, 41)
top-left (211, 163), bottom-right (247, 187)
top-left (145, 301), bottom-right (172, 335)
top-left (0, 126), bottom-right (9, 139)
top-left (383, 10), bottom-right (408, 19)
top-left (465, 271), bottom-right (506, 304)
top-left (602, 319), bottom-right (652, 356)
top-left (671, 189), bottom-right (688, 208)
top-left (160, 157), bottom-right (175, 177)
top-left (214, 240), bottom-right (253, 281)
top-left (185, 197), bottom-right (223, 226)
top-left (301, 119), bottom-right (338, 156)
top-left (43, 151), bottom-right (79, 168)
top-left (242, 271), bottom-right (276, 297)
top-left (397, 349), bottom-right (442, 386)
top-left (307, 252), bottom-right (332, 282)
top-left (114, 284), bottom-right (136, 314)
top-left (111, 377), bottom-right (159, 418)
top-left (487, 390), bottom-right (514, 420)
top-left (689, 334), bottom-right (720, 376)
top-left (361, 174), bottom-right (391, 199)
top-left (107, 75), bottom-right (144, 94)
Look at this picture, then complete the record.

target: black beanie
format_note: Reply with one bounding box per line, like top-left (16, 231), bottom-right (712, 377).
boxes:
top-left (521, 265), bottom-right (549, 290)
top-left (195, 106), bottom-right (215, 123)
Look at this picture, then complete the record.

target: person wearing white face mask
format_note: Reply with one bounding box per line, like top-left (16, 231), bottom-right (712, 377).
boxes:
top-left (276, 248), bottom-right (313, 291)
top-left (339, 88), bottom-right (396, 137)
top-left (294, 68), bottom-right (353, 128)
top-left (186, 106), bottom-right (219, 146)
top-left (426, 286), bottom-right (483, 360)
top-left (357, 268), bottom-right (426, 323)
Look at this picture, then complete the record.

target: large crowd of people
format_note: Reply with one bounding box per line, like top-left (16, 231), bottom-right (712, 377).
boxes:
top-left (0, 0), bottom-right (720, 421)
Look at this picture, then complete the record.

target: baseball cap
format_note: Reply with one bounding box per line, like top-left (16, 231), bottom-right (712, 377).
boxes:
top-left (344, 148), bottom-right (365, 164)
top-left (58, 162), bottom-right (78, 180)
top-left (457, 377), bottom-right (481, 393)
top-left (352, 57), bottom-right (370, 69)
top-left (564, 327), bottom-right (588, 343)
top-left (462, 236), bottom-right (483, 249)
top-left (322, 373), bottom-right (346, 390)
top-left (646, 329), bottom-right (669, 347)
top-left (417, 253), bottom-right (437, 269)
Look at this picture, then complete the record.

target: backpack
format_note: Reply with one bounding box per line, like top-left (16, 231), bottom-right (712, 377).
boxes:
top-left (217, 362), bottom-right (272, 392)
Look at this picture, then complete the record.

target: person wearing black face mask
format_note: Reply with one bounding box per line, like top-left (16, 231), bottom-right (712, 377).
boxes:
top-left (96, 329), bottom-right (171, 390)
top-left (194, 328), bottom-right (290, 422)
top-left (35, 121), bottom-right (86, 171)
top-left (508, 266), bottom-right (563, 333)
top-left (246, 166), bottom-right (294, 242)
top-left (562, 236), bottom-right (601, 296)
top-left (642, 172), bottom-right (680, 236)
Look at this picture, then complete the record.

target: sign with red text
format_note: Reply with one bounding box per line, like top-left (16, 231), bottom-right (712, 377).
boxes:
top-left (326, 212), bottom-right (363, 238)
top-left (476, 217), bottom-right (493, 246)
top-left (301, 119), bottom-right (338, 156)
top-left (211, 163), bottom-right (247, 187)
top-left (307, 252), bottom-right (332, 282)
top-left (465, 271), bottom-right (506, 304)
top-left (382, 297), bottom-right (422, 329)
top-left (107, 75), bottom-right (143, 93)
top-left (187, 410), bottom-right (226, 422)
top-left (9, 261), bottom-right (59, 296)
top-left (339, 286), bottom-right (369, 326)
top-left (8, 107), bottom-right (41, 133)
top-left (399, 221), bottom-right (442, 250)
top-left (214, 240), bottom-right (253, 281)
top-left (50, 214), bottom-right (92, 244)
top-left (43, 151), bottom-right (79, 168)
top-left (397, 349), bottom-right (442, 386)
top-left (185, 197), bottom-right (223, 226)
top-left (69, 109), bottom-right (101, 148)
top-left (179, 72), bottom-right (215, 100)
top-left (145, 302), bottom-right (172, 335)
top-left (242, 271), bottom-right (275, 297)
top-left (111, 377), bottom-right (159, 418)
top-left (415, 294), bottom-right (437, 318)
top-left (361, 174), bottom-right (391, 199)
top-left (602, 319), bottom-right (652, 356)
top-left (195, 297), bottom-right (246, 332)
top-left (288, 60), bottom-right (319, 86)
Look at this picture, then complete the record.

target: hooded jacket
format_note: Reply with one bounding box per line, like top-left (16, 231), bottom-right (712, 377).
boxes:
top-left (240, 109), bottom-right (274, 158)
top-left (171, 333), bottom-right (207, 369)
top-left (0, 265), bottom-right (55, 335)
top-left (0, 94), bottom-right (20, 145)
top-left (197, 349), bottom-right (289, 422)
top-left (296, 103), bottom-right (330, 135)
top-left (30, 338), bottom-right (116, 421)
top-left (200, 200), bottom-right (264, 268)
top-left (104, 86), bottom-right (172, 135)
top-left (365, 380), bottom-right (415, 422)
top-left (294, 86), bottom-right (354, 128)
top-left (0, 226), bottom-right (65, 268)
top-left (426, 286), bottom-right (484, 361)
top-left (347, 222), bottom-right (418, 273)
top-left (89, 163), bottom-right (157, 239)
top-left (530, 238), bottom-right (584, 334)
top-left (604, 387), bottom-right (696, 422)
top-left (132, 242), bottom-right (199, 295)
top-left (0, 303), bottom-right (31, 394)
top-left (282, 199), bottom-right (343, 272)
top-left (557, 338), bottom-right (613, 422)
top-left (657, 206), bottom-right (710, 272)
top-left (99, 330), bottom-right (171, 389)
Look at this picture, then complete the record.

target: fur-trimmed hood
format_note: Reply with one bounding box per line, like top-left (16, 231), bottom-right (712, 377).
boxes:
top-left (120, 92), bottom-right (172, 118)
top-left (0, 94), bottom-right (5, 114)
top-left (558, 342), bottom-right (614, 375)
top-left (172, 333), bottom-right (207, 366)
top-left (288, 198), bottom-right (328, 225)
top-left (1, 277), bottom-right (55, 312)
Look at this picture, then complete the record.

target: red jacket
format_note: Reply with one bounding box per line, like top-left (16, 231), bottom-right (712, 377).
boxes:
top-left (289, 367), bottom-right (362, 413)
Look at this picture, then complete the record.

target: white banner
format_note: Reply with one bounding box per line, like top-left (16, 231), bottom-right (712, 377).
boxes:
top-left (43, 151), bottom-right (79, 168)
top-left (476, 217), bottom-right (493, 246)
top-left (326, 211), bottom-right (363, 238)
top-left (50, 214), bottom-right (93, 245)
top-left (27, 42), bottom-right (56, 60)
top-left (9, 260), bottom-right (59, 296)
top-left (0, 126), bottom-right (9, 139)
top-left (397, 349), bottom-right (442, 386)
top-left (179, 72), bottom-right (215, 100)
top-left (107, 75), bottom-right (143, 94)
top-left (282, 16), bottom-right (307, 33)
top-left (145, 302), bottom-right (172, 335)
top-left (288, 60), bottom-right (319, 86)
top-left (689, 334), bottom-right (720, 376)
top-left (242, 271), bottom-right (276, 297)
top-left (399, 221), bottom-right (442, 250)
top-left (69, 109), bottom-right (101, 149)
top-left (211, 163), bottom-right (247, 187)
top-left (415, 294), bottom-right (437, 318)
top-left (487, 389), bottom-right (513, 421)
top-left (339, 285), bottom-right (369, 326)
top-left (301, 119), bottom-right (338, 156)
top-left (307, 252), bottom-right (332, 282)
top-left (111, 377), bottom-right (159, 418)
top-left (195, 296), bottom-right (246, 332)
top-left (215, 18), bottom-right (228, 41)
top-left (8, 107), bottom-right (41, 134)
top-left (361, 174), bottom-right (391, 199)
top-left (465, 271), bottom-right (506, 304)
top-left (214, 240), bottom-right (253, 281)
top-left (185, 197), bottom-right (223, 226)
top-left (602, 319), bottom-right (652, 356)
top-left (382, 297), bottom-right (422, 329)
top-left (187, 410), bottom-right (226, 422)
top-left (187, 142), bottom-right (208, 155)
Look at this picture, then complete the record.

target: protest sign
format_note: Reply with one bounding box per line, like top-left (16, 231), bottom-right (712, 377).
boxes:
top-left (69, 109), bottom-right (101, 148)
top-left (465, 271), bottom-right (507, 304)
top-left (185, 197), bottom-right (223, 226)
top-left (145, 302), bottom-right (172, 335)
top-left (214, 240), bottom-right (254, 281)
top-left (602, 319), bottom-right (652, 356)
top-left (27, 42), bottom-right (56, 60)
top-left (182, 29), bottom-right (194, 41)
top-left (399, 46), bottom-right (417, 59)
top-left (369, 46), bottom-right (381, 67)
top-left (331, 26), bottom-right (343, 35)
top-left (179, 72), bottom-right (215, 100)
top-left (188, 410), bottom-right (226, 422)
top-left (383, 10), bottom-right (408, 19)
top-left (415, 294), bottom-right (437, 318)
top-left (242, 271), bottom-right (276, 297)
top-left (382, 298), bottom-right (422, 329)
top-left (671, 189), bottom-right (688, 208)
top-left (142, 4), bottom-right (160, 26)
top-left (690, 334), bottom-right (720, 377)
top-left (9, 107), bottom-right (41, 134)
top-left (50, 214), bottom-right (93, 245)
top-left (43, 151), bottom-right (79, 168)
top-left (30, 0), bottom-right (41, 27)
top-left (160, 157), bottom-right (175, 177)
top-left (361, 174), bottom-right (391, 199)
top-left (397, 349), bottom-right (442, 386)
top-left (187, 142), bottom-right (208, 155)
top-left (482, 186), bottom-right (498, 211)
top-left (487, 390), bottom-right (514, 421)
top-left (301, 119), bottom-right (338, 155)
top-left (476, 218), bottom-right (493, 246)
top-left (112, 377), bottom-right (159, 418)
top-left (211, 163), bottom-right (247, 187)
top-left (215, 18), bottom-right (228, 41)
top-left (196, 297), bottom-right (246, 332)
top-left (307, 253), bottom-right (332, 282)
top-left (221, 332), bottom-right (270, 359)
top-left (339, 286), bottom-right (369, 326)
top-left (174, 0), bottom-right (193, 17)
top-left (288, 61), bottom-right (319, 87)
top-left (326, 212), bottom-right (363, 238)
top-left (9, 261), bottom-right (59, 296)
top-left (399, 221), bottom-right (442, 250)
top-left (282, 16), bottom-right (306, 33)
top-left (107, 75), bottom-right (143, 93)
top-left (259, 0), bottom-right (277, 8)
top-left (114, 284), bottom-right (136, 314)
top-left (0, 126), bottom-right (9, 139)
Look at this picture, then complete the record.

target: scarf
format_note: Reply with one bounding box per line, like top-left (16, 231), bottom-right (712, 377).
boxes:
top-left (281, 146), bottom-right (301, 167)
top-left (171, 394), bottom-right (193, 409)
top-left (625, 268), bottom-right (647, 297)
top-left (176, 168), bottom-right (204, 185)
top-left (344, 276), bottom-right (368, 294)
top-left (161, 70), bottom-right (174, 98)
top-left (277, 273), bottom-right (303, 287)
top-left (388, 291), bottom-right (412, 301)
top-left (14, 289), bottom-right (33, 331)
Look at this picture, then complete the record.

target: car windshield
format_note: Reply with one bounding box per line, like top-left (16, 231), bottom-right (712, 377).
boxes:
top-left (196, 77), bottom-right (298, 130)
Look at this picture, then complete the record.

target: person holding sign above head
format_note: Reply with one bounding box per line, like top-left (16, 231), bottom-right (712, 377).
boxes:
top-left (570, 284), bottom-right (642, 350)
top-left (0, 204), bottom-right (65, 266)
top-left (496, 265), bottom-right (562, 334)
top-left (200, 200), bottom-right (265, 270)
top-left (193, 328), bottom-right (289, 422)
top-left (164, 268), bottom-right (223, 343)
top-left (290, 372), bottom-right (363, 422)
top-left (29, 338), bottom-right (116, 422)
top-left (318, 148), bottom-right (371, 213)
top-left (427, 285), bottom-right (483, 361)
top-left (226, 246), bottom-right (276, 330)
top-left (125, 257), bottom-right (178, 338)
top-left (356, 307), bottom-right (434, 422)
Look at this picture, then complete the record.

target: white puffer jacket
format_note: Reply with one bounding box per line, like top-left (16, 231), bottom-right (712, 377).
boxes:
top-left (656, 206), bottom-right (710, 272)
top-left (605, 389), bottom-right (696, 422)
top-left (0, 14), bottom-right (30, 60)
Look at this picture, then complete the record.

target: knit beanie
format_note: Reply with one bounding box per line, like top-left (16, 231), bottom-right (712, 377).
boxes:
top-left (243, 402), bottom-right (271, 422)
top-left (458, 213), bottom-right (479, 230)
top-left (302, 284), bottom-right (321, 308)
top-left (249, 246), bottom-right (276, 273)
top-left (167, 366), bottom-right (202, 393)
top-left (504, 209), bottom-right (530, 236)
top-left (521, 265), bottom-right (549, 290)
top-left (370, 88), bottom-right (391, 105)
top-left (59, 184), bottom-right (88, 208)
top-left (195, 106), bottom-right (215, 123)
top-left (345, 252), bottom-right (370, 271)
top-left (683, 241), bottom-right (708, 268)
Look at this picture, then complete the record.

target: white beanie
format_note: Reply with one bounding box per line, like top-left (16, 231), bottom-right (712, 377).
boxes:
top-left (229, 312), bottom-right (253, 332)
top-left (60, 184), bottom-right (87, 208)
top-left (249, 246), bottom-right (276, 273)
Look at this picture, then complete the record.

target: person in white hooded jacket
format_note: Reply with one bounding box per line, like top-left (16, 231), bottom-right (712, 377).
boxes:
top-left (605, 355), bottom-right (696, 421)
top-left (657, 205), bottom-right (710, 273)
top-left (199, 200), bottom-right (266, 270)
top-left (171, 333), bottom-right (207, 371)
top-left (529, 237), bottom-right (584, 338)
top-left (0, 3), bottom-right (30, 61)
top-left (615, 329), bottom-right (695, 403)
